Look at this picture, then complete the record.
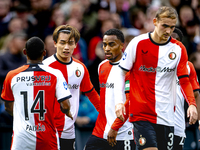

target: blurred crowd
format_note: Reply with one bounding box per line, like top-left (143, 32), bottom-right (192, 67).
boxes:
top-left (1, 0), bottom-right (200, 149)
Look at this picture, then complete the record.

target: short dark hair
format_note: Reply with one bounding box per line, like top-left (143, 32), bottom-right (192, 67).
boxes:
top-left (173, 28), bottom-right (183, 42)
top-left (25, 37), bottom-right (45, 60)
top-left (104, 28), bottom-right (125, 43)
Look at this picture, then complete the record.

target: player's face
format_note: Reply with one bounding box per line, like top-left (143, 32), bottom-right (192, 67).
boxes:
top-left (54, 33), bottom-right (77, 63)
top-left (154, 17), bottom-right (177, 43)
top-left (102, 35), bottom-right (123, 63)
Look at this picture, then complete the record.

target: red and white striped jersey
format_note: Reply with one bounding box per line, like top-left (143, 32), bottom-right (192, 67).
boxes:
top-left (1, 63), bottom-right (72, 150)
top-left (92, 60), bottom-right (133, 140)
top-left (175, 61), bottom-right (200, 137)
top-left (117, 32), bottom-right (195, 127)
top-left (43, 54), bottom-right (97, 139)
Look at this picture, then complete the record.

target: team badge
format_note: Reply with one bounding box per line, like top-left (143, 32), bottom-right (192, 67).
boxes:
top-left (168, 52), bottom-right (176, 60)
top-left (63, 82), bottom-right (68, 90)
top-left (139, 135), bottom-right (146, 146)
top-left (75, 68), bottom-right (81, 77)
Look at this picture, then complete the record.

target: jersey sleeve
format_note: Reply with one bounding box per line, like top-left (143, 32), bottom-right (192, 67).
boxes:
top-left (178, 46), bottom-right (196, 106)
top-left (1, 71), bottom-right (14, 101)
top-left (55, 70), bottom-right (72, 102)
top-left (188, 61), bottom-right (200, 91)
top-left (111, 73), bottom-right (130, 131)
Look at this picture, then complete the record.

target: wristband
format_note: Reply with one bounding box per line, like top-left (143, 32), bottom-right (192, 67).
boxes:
top-left (199, 120), bottom-right (200, 125)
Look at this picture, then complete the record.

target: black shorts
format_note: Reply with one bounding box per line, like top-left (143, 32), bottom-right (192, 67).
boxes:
top-left (133, 121), bottom-right (174, 150)
top-left (85, 135), bottom-right (136, 150)
top-left (173, 135), bottom-right (185, 150)
top-left (59, 138), bottom-right (75, 150)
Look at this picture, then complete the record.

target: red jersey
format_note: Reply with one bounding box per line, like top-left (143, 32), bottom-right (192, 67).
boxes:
top-left (115, 33), bottom-right (196, 126)
top-left (43, 54), bottom-right (100, 139)
top-left (1, 64), bottom-right (72, 150)
top-left (92, 60), bottom-right (133, 140)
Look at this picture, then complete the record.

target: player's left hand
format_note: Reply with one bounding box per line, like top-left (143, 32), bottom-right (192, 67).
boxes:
top-left (107, 128), bottom-right (117, 147)
top-left (187, 104), bottom-right (198, 125)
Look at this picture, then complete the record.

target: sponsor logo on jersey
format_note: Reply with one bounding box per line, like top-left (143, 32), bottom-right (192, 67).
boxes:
top-left (63, 82), bottom-right (68, 90)
top-left (26, 124), bottom-right (45, 132)
top-left (16, 75), bottom-right (51, 82)
top-left (168, 52), bottom-right (176, 60)
top-left (139, 135), bottom-right (146, 146)
top-left (122, 52), bottom-right (127, 60)
top-left (68, 84), bottom-right (79, 89)
top-left (139, 65), bottom-right (175, 73)
top-left (99, 82), bottom-right (114, 88)
top-left (75, 69), bottom-right (81, 77)
top-left (142, 50), bottom-right (148, 54)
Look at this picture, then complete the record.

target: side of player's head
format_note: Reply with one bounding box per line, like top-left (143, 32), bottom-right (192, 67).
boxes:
top-left (104, 28), bottom-right (125, 43)
top-left (25, 36), bottom-right (45, 60)
top-left (53, 24), bottom-right (80, 44)
top-left (171, 27), bottom-right (183, 42)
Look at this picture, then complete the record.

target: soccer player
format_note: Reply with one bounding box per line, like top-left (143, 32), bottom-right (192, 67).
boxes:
top-left (42, 24), bottom-right (100, 150)
top-left (85, 28), bottom-right (135, 150)
top-left (1, 37), bottom-right (72, 150)
top-left (114, 6), bottom-right (198, 150)
top-left (172, 28), bottom-right (200, 150)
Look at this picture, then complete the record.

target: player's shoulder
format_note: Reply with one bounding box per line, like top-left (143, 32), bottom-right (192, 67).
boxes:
top-left (72, 57), bottom-right (87, 69)
top-left (99, 59), bottom-right (109, 67)
top-left (7, 65), bottom-right (29, 79)
top-left (42, 54), bottom-right (56, 65)
top-left (39, 64), bottom-right (63, 77)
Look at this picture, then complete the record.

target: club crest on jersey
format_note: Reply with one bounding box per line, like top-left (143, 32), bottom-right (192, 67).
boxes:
top-left (75, 69), bottom-right (81, 77)
top-left (168, 52), bottom-right (176, 60)
top-left (139, 135), bottom-right (146, 146)
top-left (63, 82), bottom-right (68, 90)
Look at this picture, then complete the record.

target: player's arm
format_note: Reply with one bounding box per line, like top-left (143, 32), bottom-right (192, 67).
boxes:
top-left (114, 67), bottom-right (128, 121)
top-left (85, 88), bottom-right (100, 112)
top-left (107, 94), bottom-right (130, 146)
top-left (4, 101), bottom-right (14, 116)
top-left (60, 99), bottom-right (73, 120)
top-left (178, 47), bottom-right (197, 125)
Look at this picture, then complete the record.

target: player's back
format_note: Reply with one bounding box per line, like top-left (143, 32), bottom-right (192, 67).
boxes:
top-left (4, 64), bottom-right (64, 150)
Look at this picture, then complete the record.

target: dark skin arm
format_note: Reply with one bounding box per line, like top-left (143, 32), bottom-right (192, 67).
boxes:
top-left (60, 99), bottom-right (73, 120)
top-left (4, 101), bottom-right (14, 116)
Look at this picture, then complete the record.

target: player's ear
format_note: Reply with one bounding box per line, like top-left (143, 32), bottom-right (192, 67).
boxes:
top-left (43, 50), bottom-right (47, 56)
top-left (23, 48), bottom-right (27, 56)
top-left (120, 43), bottom-right (124, 50)
top-left (153, 18), bottom-right (157, 26)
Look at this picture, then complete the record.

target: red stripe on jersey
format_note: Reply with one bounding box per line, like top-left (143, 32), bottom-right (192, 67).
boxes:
top-left (188, 61), bottom-right (200, 90)
top-left (48, 60), bottom-right (68, 137)
top-left (33, 71), bottom-right (58, 149)
top-left (129, 39), bottom-right (159, 123)
top-left (49, 61), bottom-right (68, 83)
top-left (92, 61), bottom-right (112, 138)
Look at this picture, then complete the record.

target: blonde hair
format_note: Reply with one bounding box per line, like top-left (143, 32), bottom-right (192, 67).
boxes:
top-left (155, 6), bottom-right (178, 21)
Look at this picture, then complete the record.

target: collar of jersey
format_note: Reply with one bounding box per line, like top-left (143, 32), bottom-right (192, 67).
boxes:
top-left (54, 54), bottom-right (73, 65)
top-left (149, 32), bottom-right (171, 46)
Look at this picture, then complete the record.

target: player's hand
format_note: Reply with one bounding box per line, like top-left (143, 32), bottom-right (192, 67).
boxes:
top-left (107, 128), bottom-right (117, 147)
top-left (66, 111), bottom-right (73, 120)
top-left (187, 104), bottom-right (198, 125)
top-left (115, 103), bottom-right (125, 122)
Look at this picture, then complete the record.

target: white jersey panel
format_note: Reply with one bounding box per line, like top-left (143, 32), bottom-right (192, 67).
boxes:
top-left (102, 62), bottom-right (133, 140)
top-left (11, 71), bottom-right (37, 150)
top-left (61, 61), bottom-right (85, 139)
top-left (155, 43), bottom-right (181, 126)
